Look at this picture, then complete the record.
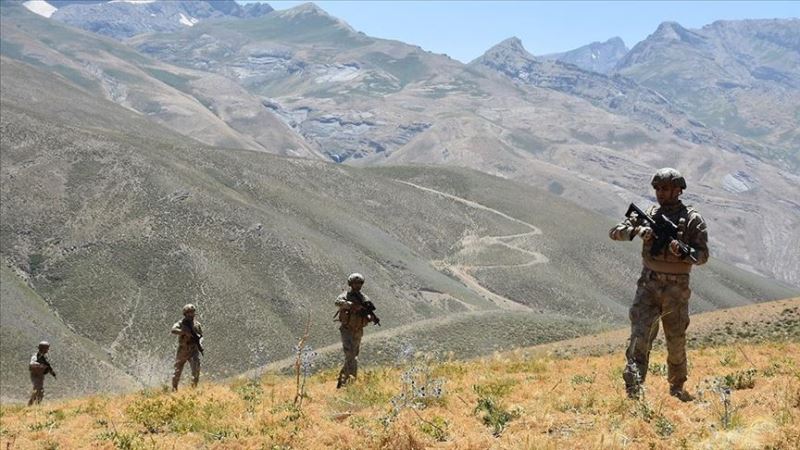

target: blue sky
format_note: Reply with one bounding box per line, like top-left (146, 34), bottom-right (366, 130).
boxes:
top-left (239, 1), bottom-right (798, 62)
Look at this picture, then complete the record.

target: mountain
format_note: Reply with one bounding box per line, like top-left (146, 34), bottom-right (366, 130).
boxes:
top-left (0, 3), bottom-right (316, 158)
top-left (35, 0), bottom-right (274, 39)
top-left (469, 37), bottom-right (732, 150)
top-left (109, 8), bottom-right (800, 286)
top-left (615, 19), bottom-right (800, 171)
top-left (2, 51), bottom-right (795, 399)
top-left (540, 36), bottom-right (628, 74)
top-left (5, 2), bottom-right (800, 286)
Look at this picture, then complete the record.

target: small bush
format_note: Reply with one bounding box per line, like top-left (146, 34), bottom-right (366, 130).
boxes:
top-left (473, 378), bottom-right (517, 398)
top-left (718, 368), bottom-right (757, 390)
top-left (654, 415), bottom-right (674, 437)
top-left (337, 369), bottom-right (394, 410)
top-left (506, 357), bottom-right (548, 374)
top-left (570, 373), bottom-right (596, 385)
top-left (649, 362), bottom-right (668, 376)
top-left (97, 429), bottom-right (140, 449)
top-left (232, 379), bottom-right (263, 412)
top-left (474, 395), bottom-right (519, 437)
top-left (418, 415), bottom-right (448, 442)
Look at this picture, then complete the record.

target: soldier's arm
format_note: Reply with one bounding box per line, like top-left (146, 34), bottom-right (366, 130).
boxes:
top-left (334, 294), bottom-right (351, 309)
top-left (194, 323), bottom-right (203, 338)
top-left (609, 215), bottom-right (642, 241)
top-left (29, 354), bottom-right (45, 369)
top-left (171, 321), bottom-right (184, 335)
top-left (684, 212), bottom-right (710, 265)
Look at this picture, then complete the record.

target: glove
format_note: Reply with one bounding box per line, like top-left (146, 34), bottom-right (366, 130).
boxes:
top-left (669, 240), bottom-right (692, 258)
top-left (635, 226), bottom-right (655, 241)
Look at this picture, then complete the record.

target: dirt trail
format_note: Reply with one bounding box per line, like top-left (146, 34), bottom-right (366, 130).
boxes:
top-left (397, 180), bottom-right (547, 311)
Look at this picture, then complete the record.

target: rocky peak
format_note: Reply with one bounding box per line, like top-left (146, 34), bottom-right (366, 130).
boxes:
top-left (540, 36), bottom-right (628, 74)
top-left (277, 2), bottom-right (355, 32)
top-left (472, 37), bottom-right (535, 66)
top-left (650, 21), bottom-right (707, 46)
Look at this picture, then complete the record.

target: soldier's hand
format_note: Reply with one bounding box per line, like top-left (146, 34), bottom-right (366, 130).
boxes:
top-left (669, 240), bottom-right (683, 257)
top-left (636, 226), bottom-right (655, 242)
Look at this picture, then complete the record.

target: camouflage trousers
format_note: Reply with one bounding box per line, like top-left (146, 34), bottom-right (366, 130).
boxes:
top-left (28, 373), bottom-right (45, 406)
top-left (337, 327), bottom-right (363, 388)
top-left (172, 348), bottom-right (201, 390)
top-left (623, 269), bottom-right (691, 392)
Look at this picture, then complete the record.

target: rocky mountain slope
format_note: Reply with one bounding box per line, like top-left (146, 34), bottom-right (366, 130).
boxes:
top-left (118, 5), bottom-right (800, 286)
top-left (1, 3), bottom-right (317, 158)
top-left (36, 0), bottom-right (274, 39)
top-left (615, 19), bottom-right (800, 171)
top-left (2, 53), bottom-right (795, 399)
top-left (540, 36), bottom-right (628, 74)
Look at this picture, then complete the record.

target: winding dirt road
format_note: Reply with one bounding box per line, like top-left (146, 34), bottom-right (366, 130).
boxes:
top-left (396, 180), bottom-right (549, 312)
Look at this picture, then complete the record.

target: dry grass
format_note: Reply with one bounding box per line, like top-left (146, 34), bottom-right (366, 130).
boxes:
top-left (1, 340), bottom-right (798, 450)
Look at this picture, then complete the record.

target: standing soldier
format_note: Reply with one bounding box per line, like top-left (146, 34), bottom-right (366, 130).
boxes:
top-left (28, 341), bottom-right (56, 406)
top-left (335, 273), bottom-right (380, 388)
top-left (609, 168), bottom-right (709, 401)
top-left (171, 304), bottom-right (204, 391)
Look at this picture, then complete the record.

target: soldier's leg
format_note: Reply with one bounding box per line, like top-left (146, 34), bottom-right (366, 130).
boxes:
top-left (351, 331), bottom-right (363, 380)
top-left (28, 375), bottom-right (44, 405)
top-left (337, 328), bottom-right (357, 388)
top-left (189, 352), bottom-right (201, 388)
top-left (172, 352), bottom-right (189, 391)
top-left (623, 275), bottom-right (662, 394)
top-left (662, 280), bottom-right (691, 391)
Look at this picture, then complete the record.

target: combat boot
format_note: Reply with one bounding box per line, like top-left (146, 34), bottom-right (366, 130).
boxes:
top-left (625, 384), bottom-right (642, 400)
top-left (669, 385), bottom-right (694, 402)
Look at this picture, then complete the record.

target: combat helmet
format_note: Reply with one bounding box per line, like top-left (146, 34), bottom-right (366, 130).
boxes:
top-left (38, 341), bottom-right (50, 350)
top-left (182, 303), bottom-right (197, 314)
top-left (651, 168), bottom-right (686, 190)
top-left (347, 273), bottom-right (365, 285)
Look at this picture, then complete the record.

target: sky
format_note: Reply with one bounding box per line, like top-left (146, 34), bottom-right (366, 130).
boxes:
top-left (239, 1), bottom-right (799, 62)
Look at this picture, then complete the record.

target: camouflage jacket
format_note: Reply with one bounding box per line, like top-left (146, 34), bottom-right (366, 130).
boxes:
top-left (171, 319), bottom-right (203, 352)
top-left (335, 290), bottom-right (373, 331)
top-left (609, 201), bottom-right (709, 274)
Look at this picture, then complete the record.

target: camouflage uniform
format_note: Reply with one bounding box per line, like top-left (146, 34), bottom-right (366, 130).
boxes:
top-left (335, 274), bottom-right (375, 388)
top-left (171, 306), bottom-right (203, 391)
top-left (610, 174), bottom-right (709, 397)
top-left (28, 343), bottom-right (54, 406)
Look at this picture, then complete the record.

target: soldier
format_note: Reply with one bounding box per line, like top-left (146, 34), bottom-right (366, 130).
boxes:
top-left (28, 341), bottom-right (56, 406)
top-left (609, 168), bottom-right (709, 402)
top-left (335, 273), bottom-right (380, 388)
top-left (171, 303), bottom-right (204, 391)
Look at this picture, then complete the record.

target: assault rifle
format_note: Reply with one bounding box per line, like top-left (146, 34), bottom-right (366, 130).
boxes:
top-left (182, 318), bottom-right (204, 354)
top-left (360, 301), bottom-right (381, 326)
top-left (37, 355), bottom-right (56, 379)
top-left (625, 203), bottom-right (697, 263)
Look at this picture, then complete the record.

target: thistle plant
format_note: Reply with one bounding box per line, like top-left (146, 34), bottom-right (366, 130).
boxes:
top-left (382, 361), bottom-right (446, 438)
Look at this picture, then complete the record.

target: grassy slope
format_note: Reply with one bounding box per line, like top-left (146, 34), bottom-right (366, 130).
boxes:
top-left (1, 299), bottom-right (797, 449)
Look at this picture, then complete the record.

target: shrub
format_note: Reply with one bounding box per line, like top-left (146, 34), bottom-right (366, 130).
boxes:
top-left (97, 429), bottom-right (140, 449)
top-left (418, 415), bottom-right (448, 442)
top-left (473, 378), bottom-right (517, 398)
top-left (718, 368), bottom-right (757, 390)
top-left (473, 395), bottom-right (519, 437)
